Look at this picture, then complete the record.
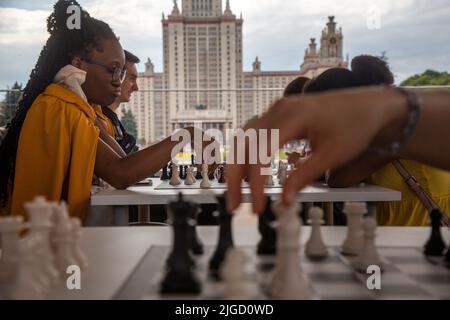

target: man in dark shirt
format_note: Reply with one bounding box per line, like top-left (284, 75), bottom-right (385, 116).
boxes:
top-left (102, 50), bottom-right (140, 154)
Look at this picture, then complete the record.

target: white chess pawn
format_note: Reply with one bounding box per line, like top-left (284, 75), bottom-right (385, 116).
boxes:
top-left (70, 218), bottom-right (88, 269)
top-left (169, 163), bottom-right (181, 186)
top-left (352, 216), bottom-right (383, 272)
top-left (0, 216), bottom-right (23, 291)
top-left (341, 202), bottom-right (365, 255)
top-left (184, 166), bottom-right (196, 185)
top-left (265, 174), bottom-right (274, 187)
top-left (269, 200), bottom-right (312, 300)
top-left (25, 196), bottom-right (60, 289)
top-left (305, 207), bottom-right (328, 258)
top-left (221, 248), bottom-right (251, 300)
top-left (52, 202), bottom-right (78, 276)
top-left (8, 235), bottom-right (45, 300)
top-left (200, 164), bottom-right (211, 188)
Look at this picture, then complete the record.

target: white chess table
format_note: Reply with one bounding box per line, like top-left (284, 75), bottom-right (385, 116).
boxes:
top-left (90, 179), bottom-right (401, 226)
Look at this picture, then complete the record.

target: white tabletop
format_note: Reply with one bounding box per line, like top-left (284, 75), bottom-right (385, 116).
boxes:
top-left (91, 180), bottom-right (401, 206)
top-left (44, 225), bottom-right (440, 300)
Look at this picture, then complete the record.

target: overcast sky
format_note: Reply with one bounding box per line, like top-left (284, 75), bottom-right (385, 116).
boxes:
top-left (0, 0), bottom-right (449, 92)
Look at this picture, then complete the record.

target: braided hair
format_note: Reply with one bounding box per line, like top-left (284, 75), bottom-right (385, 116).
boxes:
top-left (0, 0), bottom-right (118, 209)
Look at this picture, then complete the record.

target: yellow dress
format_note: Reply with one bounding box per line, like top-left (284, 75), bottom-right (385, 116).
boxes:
top-left (9, 84), bottom-right (99, 221)
top-left (370, 160), bottom-right (450, 226)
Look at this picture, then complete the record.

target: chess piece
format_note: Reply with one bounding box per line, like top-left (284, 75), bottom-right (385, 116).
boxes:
top-left (341, 202), bottom-right (365, 256)
top-left (278, 165), bottom-right (287, 186)
top-left (209, 194), bottom-right (234, 279)
top-left (184, 166), bottom-right (196, 185)
top-left (180, 165), bottom-right (188, 180)
top-left (423, 209), bottom-right (446, 256)
top-left (169, 163), bottom-right (181, 186)
top-left (352, 216), bottom-right (383, 272)
top-left (160, 193), bottom-right (202, 294)
top-left (160, 164), bottom-right (170, 180)
top-left (195, 165), bottom-right (203, 180)
top-left (0, 216), bottom-right (23, 290)
top-left (221, 248), bottom-right (251, 299)
top-left (217, 165), bottom-right (226, 184)
top-left (52, 202), bottom-right (78, 276)
top-left (257, 197), bottom-right (277, 255)
top-left (269, 200), bottom-right (312, 299)
top-left (305, 207), bottom-right (328, 258)
top-left (25, 196), bottom-right (60, 289)
top-left (70, 218), bottom-right (88, 269)
top-left (276, 161), bottom-right (285, 180)
top-left (8, 236), bottom-right (45, 300)
top-left (265, 174), bottom-right (274, 187)
top-left (191, 154), bottom-right (195, 166)
top-left (200, 164), bottom-right (211, 188)
top-left (188, 204), bottom-right (204, 255)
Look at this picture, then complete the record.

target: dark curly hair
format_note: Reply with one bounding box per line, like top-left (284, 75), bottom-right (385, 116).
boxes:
top-left (0, 0), bottom-right (118, 210)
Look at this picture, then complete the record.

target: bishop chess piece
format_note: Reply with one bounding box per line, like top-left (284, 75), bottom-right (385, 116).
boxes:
top-left (209, 194), bottom-right (234, 279)
top-left (169, 163), bottom-right (181, 186)
top-left (161, 193), bottom-right (202, 294)
top-left (351, 216), bottom-right (383, 272)
top-left (160, 164), bottom-right (170, 180)
top-left (269, 200), bottom-right (312, 299)
top-left (341, 202), bottom-right (365, 256)
top-left (188, 204), bottom-right (204, 255)
top-left (423, 209), bottom-right (446, 256)
top-left (305, 207), bottom-right (328, 258)
top-left (257, 197), bottom-right (277, 255)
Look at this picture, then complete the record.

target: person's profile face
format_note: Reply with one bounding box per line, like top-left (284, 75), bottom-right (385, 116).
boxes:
top-left (119, 62), bottom-right (139, 103)
top-left (80, 39), bottom-right (125, 106)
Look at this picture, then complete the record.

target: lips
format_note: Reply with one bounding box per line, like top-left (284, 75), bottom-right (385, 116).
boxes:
top-left (112, 89), bottom-right (121, 97)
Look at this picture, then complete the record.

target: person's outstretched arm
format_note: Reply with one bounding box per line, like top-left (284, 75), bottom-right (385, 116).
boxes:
top-left (226, 86), bottom-right (450, 214)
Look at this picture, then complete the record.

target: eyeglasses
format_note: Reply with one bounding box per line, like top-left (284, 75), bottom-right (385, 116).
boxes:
top-left (86, 60), bottom-right (127, 82)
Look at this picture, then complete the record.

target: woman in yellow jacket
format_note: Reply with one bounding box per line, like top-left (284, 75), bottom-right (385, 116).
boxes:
top-left (304, 55), bottom-right (450, 226)
top-left (0, 1), bottom-right (215, 222)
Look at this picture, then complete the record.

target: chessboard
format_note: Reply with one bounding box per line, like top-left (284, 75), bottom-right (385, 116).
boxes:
top-left (154, 178), bottom-right (283, 190)
top-left (115, 245), bottom-right (450, 300)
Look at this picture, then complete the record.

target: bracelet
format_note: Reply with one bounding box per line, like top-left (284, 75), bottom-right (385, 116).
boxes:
top-left (369, 87), bottom-right (422, 156)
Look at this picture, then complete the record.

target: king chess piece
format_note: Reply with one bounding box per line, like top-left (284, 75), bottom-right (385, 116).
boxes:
top-left (160, 193), bottom-right (202, 294)
top-left (424, 209), bottom-right (446, 256)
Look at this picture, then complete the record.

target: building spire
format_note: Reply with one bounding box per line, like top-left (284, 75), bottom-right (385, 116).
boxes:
top-left (171, 0), bottom-right (180, 16)
top-left (224, 0), bottom-right (233, 16)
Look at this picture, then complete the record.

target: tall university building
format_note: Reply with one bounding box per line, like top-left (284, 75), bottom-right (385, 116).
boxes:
top-left (120, 0), bottom-right (348, 145)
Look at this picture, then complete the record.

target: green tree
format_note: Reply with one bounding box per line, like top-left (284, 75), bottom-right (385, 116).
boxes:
top-left (401, 70), bottom-right (450, 86)
top-left (121, 108), bottom-right (138, 138)
top-left (1, 82), bottom-right (23, 127)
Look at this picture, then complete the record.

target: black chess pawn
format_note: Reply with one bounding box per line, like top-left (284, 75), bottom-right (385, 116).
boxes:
top-left (209, 193), bottom-right (234, 280)
top-left (208, 170), bottom-right (215, 180)
top-left (160, 164), bottom-right (170, 180)
top-left (424, 209), bottom-right (447, 256)
top-left (217, 165), bottom-right (226, 184)
top-left (257, 197), bottom-right (277, 255)
top-left (160, 193), bottom-right (202, 294)
top-left (179, 165), bottom-right (187, 180)
top-left (189, 204), bottom-right (204, 255)
top-left (195, 165), bottom-right (203, 180)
